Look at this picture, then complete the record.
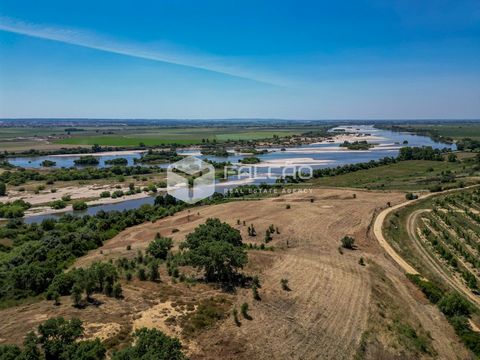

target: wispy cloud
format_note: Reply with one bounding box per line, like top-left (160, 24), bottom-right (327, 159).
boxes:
top-left (0, 16), bottom-right (283, 85)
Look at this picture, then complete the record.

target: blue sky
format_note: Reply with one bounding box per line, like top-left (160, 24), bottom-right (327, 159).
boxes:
top-left (0, 0), bottom-right (479, 119)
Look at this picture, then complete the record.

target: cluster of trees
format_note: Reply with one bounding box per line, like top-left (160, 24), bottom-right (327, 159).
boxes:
top-left (397, 146), bottom-right (448, 161)
top-left (0, 317), bottom-right (106, 360)
top-left (104, 157), bottom-right (128, 166)
top-left (73, 156), bottom-right (100, 166)
top-left (456, 138), bottom-right (480, 151)
top-left (311, 156), bottom-right (398, 179)
top-left (1, 144), bottom-right (145, 158)
top-left (0, 317), bottom-right (187, 360)
top-left (181, 218), bottom-right (247, 284)
top-left (0, 199), bottom-right (188, 303)
top-left (112, 328), bottom-right (187, 359)
top-left (239, 156), bottom-right (261, 164)
top-left (134, 150), bottom-right (182, 164)
top-left (234, 148), bottom-right (268, 155)
top-left (46, 262), bottom-right (121, 306)
top-left (0, 199), bottom-right (31, 218)
top-left (0, 165), bottom-right (159, 185)
top-left (407, 275), bottom-right (480, 356)
top-left (201, 148), bottom-right (229, 157)
top-left (40, 159), bottom-right (56, 167)
top-left (339, 140), bottom-right (373, 150)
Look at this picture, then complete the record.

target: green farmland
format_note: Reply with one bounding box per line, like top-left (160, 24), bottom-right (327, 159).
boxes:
top-left (310, 158), bottom-right (480, 191)
top-left (55, 127), bottom-right (303, 146)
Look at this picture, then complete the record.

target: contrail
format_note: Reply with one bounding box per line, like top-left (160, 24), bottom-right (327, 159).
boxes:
top-left (0, 16), bottom-right (282, 85)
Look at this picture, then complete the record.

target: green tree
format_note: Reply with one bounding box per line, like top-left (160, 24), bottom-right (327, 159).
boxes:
top-left (0, 344), bottom-right (21, 359)
top-left (147, 236), bottom-right (173, 260)
top-left (20, 331), bottom-right (42, 360)
top-left (38, 317), bottom-right (84, 360)
top-left (447, 153), bottom-right (458, 162)
top-left (341, 236), bottom-right (355, 250)
top-left (0, 181), bottom-right (6, 196)
top-left (71, 283), bottom-right (83, 307)
top-left (112, 328), bottom-right (186, 360)
top-left (148, 262), bottom-right (160, 282)
top-left (72, 201), bottom-right (88, 211)
top-left (182, 218), bottom-right (247, 284)
top-left (112, 282), bottom-right (123, 299)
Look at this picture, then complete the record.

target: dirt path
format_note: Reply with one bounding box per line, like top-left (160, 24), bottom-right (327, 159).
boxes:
top-left (373, 184), bottom-right (480, 276)
top-left (373, 201), bottom-right (419, 275)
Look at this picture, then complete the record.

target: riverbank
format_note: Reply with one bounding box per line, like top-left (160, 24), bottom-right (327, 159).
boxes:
top-left (50, 150), bottom-right (146, 157)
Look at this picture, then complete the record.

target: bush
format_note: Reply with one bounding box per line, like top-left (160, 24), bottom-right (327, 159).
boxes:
top-left (41, 159), bottom-right (56, 167)
top-left (438, 293), bottom-right (471, 317)
top-left (0, 181), bottom-right (6, 196)
top-left (100, 191), bottom-right (111, 198)
top-left (112, 328), bottom-right (186, 360)
top-left (61, 194), bottom-right (71, 202)
top-left (112, 282), bottom-right (123, 298)
top-left (405, 192), bottom-right (418, 200)
top-left (430, 184), bottom-right (443, 193)
top-left (138, 268), bottom-right (147, 281)
top-left (50, 200), bottom-right (67, 210)
top-left (281, 278), bottom-right (290, 291)
top-left (233, 308), bottom-right (241, 326)
top-left (341, 236), bottom-right (355, 249)
top-left (72, 201), bottom-right (88, 211)
top-left (147, 235), bottom-right (173, 259)
top-left (240, 302), bottom-right (251, 319)
top-left (0, 317), bottom-right (105, 360)
top-left (148, 262), bottom-right (160, 282)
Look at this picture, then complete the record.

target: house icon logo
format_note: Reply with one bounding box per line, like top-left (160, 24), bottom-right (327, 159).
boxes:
top-left (167, 156), bottom-right (215, 204)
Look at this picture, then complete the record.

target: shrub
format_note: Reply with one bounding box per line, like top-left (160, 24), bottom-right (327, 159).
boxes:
top-left (252, 284), bottom-right (261, 300)
top-left (264, 230), bottom-right (272, 243)
top-left (137, 268), bottom-right (147, 281)
top-left (438, 293), bottom-right (471, 317)
top-left (233, 308), bottom-right (241, 326)
top-left (147, 235), bottom-right (173, 259)
top-left (148, 262), bottom-right (160, 282)
top-left (341, 236), bottom-right (355, 249)
top-left (61, 194), bottom-right (71, 202)
top-left (0, 181), bottom-right (6, 196)
top-left (286, 204), bottom-right (291, 209)
top-left (430, 184), bottom-right (443, 193)
top-left (112, 282), bottom-right (123, 298)
top-left (405, 192), bottom-right (418, 200)
top-left (50, 200), bottom-right (67, 210)
top-left (240, 303), bottom-right (251, 319)
top-left (72, 201), bottom-right (88, 211)
top-left (281, 278), bottom-right (290, 291)
top-left (100, 191), bottom-right (111, 198)
top-left (111, 328), bottom-right (186, 360)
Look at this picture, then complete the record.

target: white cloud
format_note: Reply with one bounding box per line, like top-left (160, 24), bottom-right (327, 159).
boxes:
top-left (0, 16), bottom-right (284, 85)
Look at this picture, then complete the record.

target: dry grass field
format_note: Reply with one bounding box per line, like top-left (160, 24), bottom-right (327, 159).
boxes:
top-left (0, 188), bottom-right (474, 359)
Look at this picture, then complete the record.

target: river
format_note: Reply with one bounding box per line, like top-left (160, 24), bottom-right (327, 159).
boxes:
top-left (11, 125), bottom-right (453, 224)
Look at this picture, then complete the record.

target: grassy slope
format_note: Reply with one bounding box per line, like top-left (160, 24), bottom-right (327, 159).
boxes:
top-left (310, 159), bottom-right (478, 191)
